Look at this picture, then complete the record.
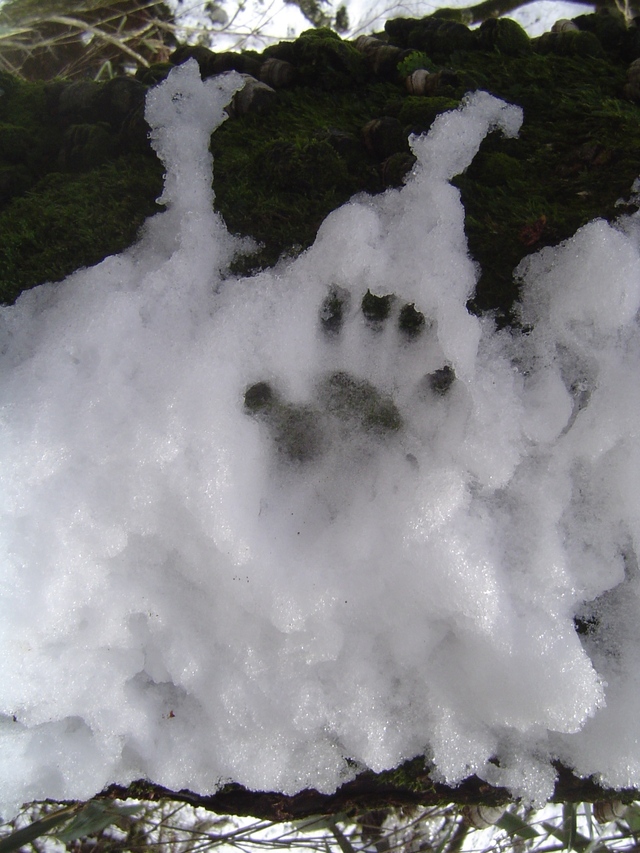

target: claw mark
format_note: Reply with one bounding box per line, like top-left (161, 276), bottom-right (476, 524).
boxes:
top-left (320, 285), bottom-right (350, 336)
top-left (398, 303), bottom-right (426, 338)
top-left (361, 290), bottom-right (394, 327)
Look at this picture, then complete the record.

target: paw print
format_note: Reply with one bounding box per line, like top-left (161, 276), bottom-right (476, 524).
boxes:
top-left (243, 286), bottom-right (455, 466)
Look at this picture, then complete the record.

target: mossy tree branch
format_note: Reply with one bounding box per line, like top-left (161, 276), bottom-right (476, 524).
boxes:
top-left (429, 0), bottom-right (632, 26)
top-left (97, 763), bottom-right (639, 821)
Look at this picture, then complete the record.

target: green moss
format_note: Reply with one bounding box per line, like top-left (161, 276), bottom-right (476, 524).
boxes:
top-left (210, 83), bottom-right (398, 272)
top-left (534, 29), bottom-right (605, 58)
top-left (397, 95), bottom-right (460, 130)
top-left (476, 17), bottom-right (532, 56)
top-left (385, 16), bottom-right (477, 60)
top-left (59, 123), bottom-right (117, 172)
top-left (0, 122), bottom-right (33, 162)
top-left (0, 71), bottom-right (47, 129)
top-left (0, 72), bottom-right (61, 184)
top-left (573, 10), bottom-right (631, 56)
top-left (468, 151), bottom-right (524, 187)
top-left (397, 50), bottom-right (436, 77)
top-left (227, 33), bottom-right (640, 322)
top-left (1, 12), bottom-right (640, 325)
top-left (372, 756), bottom-right (436, 793)
top-left (0, 164), bottom-right (31, 203)
top-left (264, 27), bottom-right (368, 89)
top-left (448, 49), bottom-right (640, 320)
top-left (0, 155), bottom-right (162, 304)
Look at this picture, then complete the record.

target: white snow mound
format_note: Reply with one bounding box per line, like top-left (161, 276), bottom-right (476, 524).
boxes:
top-left (1, 60), bottom-right (640, 816)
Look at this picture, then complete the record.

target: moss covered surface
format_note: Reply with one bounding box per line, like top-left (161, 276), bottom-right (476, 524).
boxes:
top-left (0, 157), bottom-right (162, 304)
top-left (1, 12), bottom-right (640, 324)
top-left (0, 70), bottom-right (163, 304)
top-left (450, 47), bottom-right (640, 317)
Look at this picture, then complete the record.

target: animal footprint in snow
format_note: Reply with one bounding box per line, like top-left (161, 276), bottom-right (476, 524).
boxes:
top-left (243, 286), bottom-right (455, 466)
top-left (226, 89), bottom-right (525, 560)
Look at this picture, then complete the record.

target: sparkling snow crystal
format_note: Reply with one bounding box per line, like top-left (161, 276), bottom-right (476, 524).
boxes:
top-left (1, 60), bottom-right (640, 816)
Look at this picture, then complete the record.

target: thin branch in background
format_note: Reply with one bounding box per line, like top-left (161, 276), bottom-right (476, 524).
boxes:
top-left (47, 14), bottom-right (153, 65)
top-left (3, 800), bottom-right (640, 853)
top-left (0, 0), bottom-right (175, 79)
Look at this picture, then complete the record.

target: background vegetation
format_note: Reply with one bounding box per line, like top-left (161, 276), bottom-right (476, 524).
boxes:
top-left (4, 796), bottom-right (640, 853)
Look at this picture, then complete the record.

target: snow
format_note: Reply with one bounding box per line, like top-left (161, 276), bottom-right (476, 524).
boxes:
top-left (1, 60), bottom-right (640, 818)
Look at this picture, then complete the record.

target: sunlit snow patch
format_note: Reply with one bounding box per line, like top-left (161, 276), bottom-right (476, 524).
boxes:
top-left (1, 60), bottom-right (640, 816)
